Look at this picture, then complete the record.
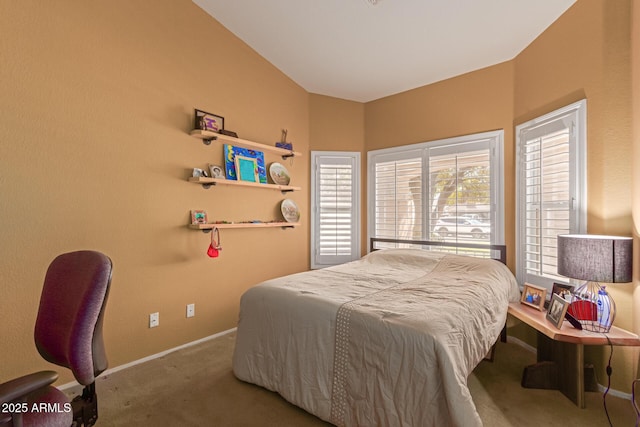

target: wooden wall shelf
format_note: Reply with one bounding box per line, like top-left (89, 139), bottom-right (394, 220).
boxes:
top-left (188, 177), bottom-right (300, 192)
top-left (189, 222), bottom-right (300, 231)
top-left (190, 130), bottom-right (301, 158)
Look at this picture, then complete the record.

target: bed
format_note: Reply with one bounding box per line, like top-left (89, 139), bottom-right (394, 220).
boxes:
top-left (232, 239), bottom-right (520, 427)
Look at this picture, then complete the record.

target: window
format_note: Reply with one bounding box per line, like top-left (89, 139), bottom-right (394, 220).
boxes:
top-left (368, 131), bottom-right (504, 254)
top-left (373, 152), bottom-right (423, 242)
top-left (311, 151), bottom-right (360, 268)
top-left (428, 143), bottom-right (494, 242)
top-left (516, 100), bottom-right (586, 289)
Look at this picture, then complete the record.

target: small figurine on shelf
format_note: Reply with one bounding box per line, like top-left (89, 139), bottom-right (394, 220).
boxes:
top-left (192, 168), bottom-right (207, 178)
top-left (275, 129), bottom-right (293, 151)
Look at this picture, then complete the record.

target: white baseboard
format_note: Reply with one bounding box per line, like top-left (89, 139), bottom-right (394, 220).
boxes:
top-left (597, 384), bottom-right (633, 400)
top-left (507, 335), bottom-right (633, 401)
top-left (59, 327), bottom-right (237, 391)
top-left (506, 335), bottom-right (536, 353)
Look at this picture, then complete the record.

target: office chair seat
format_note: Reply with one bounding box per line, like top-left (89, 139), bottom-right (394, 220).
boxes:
top-left (24, 386), bottom-right (73, 427)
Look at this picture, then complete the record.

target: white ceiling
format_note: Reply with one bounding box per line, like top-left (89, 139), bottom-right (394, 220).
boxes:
top-left (193, 0), bottom-right (576, 103)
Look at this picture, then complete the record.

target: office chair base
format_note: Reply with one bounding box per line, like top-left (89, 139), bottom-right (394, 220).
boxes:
top-left (71, 384), bottom-right (98, 427)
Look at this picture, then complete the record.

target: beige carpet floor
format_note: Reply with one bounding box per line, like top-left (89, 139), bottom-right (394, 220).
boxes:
top-left (78, 332), bottom-right (637, 426)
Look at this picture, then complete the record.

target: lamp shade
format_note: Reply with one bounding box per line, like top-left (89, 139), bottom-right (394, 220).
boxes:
top-left (557, 234), bottom-right (632, 283)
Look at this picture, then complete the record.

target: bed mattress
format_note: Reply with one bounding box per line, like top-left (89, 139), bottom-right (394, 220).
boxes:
top-left (232, 248), bottom-right (520, 427)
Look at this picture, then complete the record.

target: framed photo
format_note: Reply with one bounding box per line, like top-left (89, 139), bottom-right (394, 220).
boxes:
top-left (551, 282), bottom-right (573, 301)
top-left (194, 109), bottom-right (224, 132)
top-left (545, 282), bottom-right (573, 309)
top-left (208, 164), bottom-right (225, 179)
top-left (546, 293), bottom-right (570, 329)
top-left (190, 210), bottom-right (208, 225)
top-left (223, 145), bottom-right (267, 183)
top-left (234, 155), bottom-right (259, 182)
top-left (520, 283), bottom-right (547, 311)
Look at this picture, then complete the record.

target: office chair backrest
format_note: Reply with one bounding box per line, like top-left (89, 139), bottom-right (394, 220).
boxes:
top-left (34, 251), bottom-right (113, 386)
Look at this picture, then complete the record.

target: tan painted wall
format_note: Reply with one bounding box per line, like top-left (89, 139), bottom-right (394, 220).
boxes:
top-left (310, 95), bottom-right (365, 153)
top-left (309, 95), bottom-right (366, 254)
top-left (632, 0), bottom-right (640, 391)
top-left (0, 0), bottom-right (310, 383)
top-left (514, 0), bottom-right (635, 393)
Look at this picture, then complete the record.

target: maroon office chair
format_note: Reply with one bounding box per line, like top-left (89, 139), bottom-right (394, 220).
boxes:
top-left (0, 251), bottom-right (112, 427)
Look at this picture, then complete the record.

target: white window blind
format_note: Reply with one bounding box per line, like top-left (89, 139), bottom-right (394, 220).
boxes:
top-left (428, 144), bottom-right (492, 244)
top-left (368, 131), bottom-right (504, 252)
top-left (311, 152), bottom-right (360, 268)
top-left (374, 156), bottom-right (422, 242)
top-left (516, 100), bottom-right (586, 289)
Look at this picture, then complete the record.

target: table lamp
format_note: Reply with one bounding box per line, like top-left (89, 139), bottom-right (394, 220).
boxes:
top-left (557, 234), bottom-right (633, 332)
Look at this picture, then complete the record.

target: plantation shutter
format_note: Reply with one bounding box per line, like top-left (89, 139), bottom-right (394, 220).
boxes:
top-left (373, 152), bottom-right (423, 246)
top-left (516, 100), bottom-right (586, 289)
top-left (311, 152), bottom-right (360, 268)
top-left (368, 131), bottom-right (504, 252)
top-left (428, 142), bottom-right (492, 243)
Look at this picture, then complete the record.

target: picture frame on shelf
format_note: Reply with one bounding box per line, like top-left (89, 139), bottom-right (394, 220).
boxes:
top-left (223, 144), bottom-right (267, 183)
top-left (546, 293), bottom-right (570, 329)
top-left (551, 282), bottom-right (573, 301)
top-left (208, 164), bottom-right (225, 179)
top-left (544, 282), bottom-right (573, 309)
top-left (194, 109), bottom-right (224, 132)
top-left (235, 155), bottom-right (259, 183)
top-left (520, 283), bottom-right (547, 311)
top-left (190, 210), bottom-right (208, 225)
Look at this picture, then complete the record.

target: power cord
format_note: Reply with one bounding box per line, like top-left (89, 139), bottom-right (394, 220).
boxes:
top-left (601, 335), bottom-right (640, 427)
top-left (633, 378), bottom-right (640, 427)
top-left (603, 335), bottom-right (613, 427)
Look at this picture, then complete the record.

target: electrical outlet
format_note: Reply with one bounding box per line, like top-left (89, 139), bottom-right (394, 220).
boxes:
top-left (149, 312), bottom-right (159, 328)
top-left (186, 303), bottom-right (195, 318)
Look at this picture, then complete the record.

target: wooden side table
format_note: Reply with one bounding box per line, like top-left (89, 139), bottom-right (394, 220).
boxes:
top-left (507, 302), bottom-right (640, 408)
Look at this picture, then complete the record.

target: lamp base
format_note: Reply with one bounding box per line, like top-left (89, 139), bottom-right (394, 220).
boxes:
top-left (569, 281), bottom-right (615, 333)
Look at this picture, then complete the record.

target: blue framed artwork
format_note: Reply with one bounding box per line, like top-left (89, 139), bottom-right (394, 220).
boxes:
top-left (235, 156), bottom-right (259, 182)
top-left (224, 145), bottom-right (267, 183)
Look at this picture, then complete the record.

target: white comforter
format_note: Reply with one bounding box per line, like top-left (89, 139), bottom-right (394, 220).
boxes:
top-left (232, 249), bottom-right (520, 427)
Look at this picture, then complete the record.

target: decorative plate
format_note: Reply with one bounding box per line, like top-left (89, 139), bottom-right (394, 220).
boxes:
top-left (269, 162), bottom-right (291, 186)
top-left (281, 199), bottom-right (300, 223)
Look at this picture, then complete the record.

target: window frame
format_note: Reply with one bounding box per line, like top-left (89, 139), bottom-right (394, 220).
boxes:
top-left (367, 130), bottom-right (505, 250)
top-left (310, 151), bottom-right (361, 269)
top-left (515, 99), bottom-right (587, 289)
